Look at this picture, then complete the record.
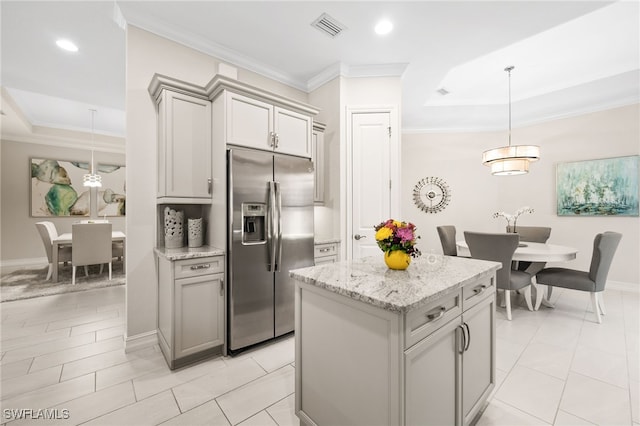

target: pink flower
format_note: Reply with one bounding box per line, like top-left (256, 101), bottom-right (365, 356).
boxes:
top-left (396, 227), bottom-right (414, 243)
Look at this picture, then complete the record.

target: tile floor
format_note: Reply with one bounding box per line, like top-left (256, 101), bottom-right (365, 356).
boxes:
top-left (0, 285), bottom-right (638, 425)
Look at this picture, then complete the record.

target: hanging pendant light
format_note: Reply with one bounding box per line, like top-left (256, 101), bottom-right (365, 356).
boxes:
top-left (482, 66), bottom-right (540, 176)
top-left (83, 109), bottom-right (102, 187)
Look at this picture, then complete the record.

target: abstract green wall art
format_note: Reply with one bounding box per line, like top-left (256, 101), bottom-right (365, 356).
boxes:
top-left (31, 158), bottom-right (90, 217)
top-left (556, 156), bottom-right (639, 216)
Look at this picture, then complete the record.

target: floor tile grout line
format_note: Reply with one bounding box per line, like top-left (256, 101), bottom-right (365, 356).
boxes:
top-left (550, 311), bottom-right (584, 426)
top-left (490, 396), bottom-right (554, 425)
top-left (21, 335), bottom-right (126, 375)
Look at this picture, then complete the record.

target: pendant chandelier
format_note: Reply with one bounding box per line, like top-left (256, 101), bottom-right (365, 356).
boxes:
top-left (83, 109), bottom-right (102, 187)
top-left (482, 66), bottom-right (540, 176)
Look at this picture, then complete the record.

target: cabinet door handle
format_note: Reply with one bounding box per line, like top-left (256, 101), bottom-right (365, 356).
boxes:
top-left (269, 131), bottom-right (275, 147)
top-left (464, 322), bottom-right (471, 352)
top-left (426, 306), bottom-right (446, 322)
top-left (318, 247), bottom-right (331, 253)
top-left (457, 325), bottom-right (466, 354)
top-left (190, 264), bottom-right (211, 270)
top-left (274, 133), bottom-right (279, 148)
top-left (208, 178), bottom-right (212, 194)
top-left (473, 285), bottom-right (487, 296)
top-left (220, 279), bottom-right (224, 296)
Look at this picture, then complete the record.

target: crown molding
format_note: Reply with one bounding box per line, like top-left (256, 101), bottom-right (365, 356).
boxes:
top-left (1, 131), bottom-right (125, 154)
top-left (306, 63), bottom-right (408, 92)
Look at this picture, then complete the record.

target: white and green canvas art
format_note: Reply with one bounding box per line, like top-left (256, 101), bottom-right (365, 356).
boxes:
top-left (556, 156), bottom-right (639, 216)
top-left (31, 158), bottom-right (126, 217)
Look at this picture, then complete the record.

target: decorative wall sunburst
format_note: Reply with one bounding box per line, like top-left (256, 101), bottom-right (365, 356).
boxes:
top-left (413, 177), bottom-right (451, 214)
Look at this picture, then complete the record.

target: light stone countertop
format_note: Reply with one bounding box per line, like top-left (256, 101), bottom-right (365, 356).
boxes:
top-left (290, 254), bottom-right (500, 313)
top-left (314, 237), bottom-right (341, 245)
top-left (155, 245), bottom-right (225, 261)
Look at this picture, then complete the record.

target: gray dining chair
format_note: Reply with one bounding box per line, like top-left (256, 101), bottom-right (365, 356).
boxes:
top-left (535, 231), bottom-right (622, 324)
top-left (464, 231), bottom-right (533, 320)
top-left (437, 225), bottom-right (457, 256)
top-left (71, 223), bottom-right (113, 285)
top-left (507, 226), bottom-right (552, 275)
top-left (35, 221), bottom-right (72, 281)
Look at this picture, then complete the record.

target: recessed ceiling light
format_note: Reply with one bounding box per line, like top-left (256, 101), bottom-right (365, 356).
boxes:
top-left (375, 19), bottom-right (393, 35)
top-left (56, 39), bottom-right (78, 52)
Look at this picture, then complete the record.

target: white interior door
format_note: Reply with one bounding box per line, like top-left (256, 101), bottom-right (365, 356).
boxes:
top-left (351, 112), bottom-right (391, 259)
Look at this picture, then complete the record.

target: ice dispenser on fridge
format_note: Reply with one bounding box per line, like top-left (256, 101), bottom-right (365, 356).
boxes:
top-left (242, 203), bottom-right (266, 244)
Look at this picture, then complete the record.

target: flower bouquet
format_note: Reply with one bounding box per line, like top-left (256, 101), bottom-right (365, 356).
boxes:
top-left (374, 219), bottom-right (421, 269)
top-left (493, 206), bottom-right (534, 232)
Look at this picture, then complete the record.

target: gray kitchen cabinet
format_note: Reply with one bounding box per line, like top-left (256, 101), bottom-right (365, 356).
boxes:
top-left (207, 75), bottom-right (318, 159)
top-left (149, 75), bottom-right (212, 204)
top-left (293, 257), bottom-right (497, 426)
top-left (157, 254), bottom-right (224, 369)
top-left (312, 122), bottom-right (326, 203)
top-left (405, 283), bottom-right (496, 425)
top-left (313, 241), bottom-right (339, 265)
top-left (222, 91), bottom-right (312, 157)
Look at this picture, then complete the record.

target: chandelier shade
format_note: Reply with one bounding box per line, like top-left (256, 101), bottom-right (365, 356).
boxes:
top-left (483, 66), bottom-right (540, 176)
top-left (83, 109), bottom-right (102, 188)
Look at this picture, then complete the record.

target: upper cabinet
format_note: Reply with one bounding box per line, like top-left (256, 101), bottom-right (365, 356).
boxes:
top-left (150, 75), bottom-right (212, 204)
top-left (209, 76), bottom-right (318, 159)
top-left (312, 122), bottom-right (326, 204)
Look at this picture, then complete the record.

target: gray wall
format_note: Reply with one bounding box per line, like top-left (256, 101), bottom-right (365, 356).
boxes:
top-left (1, 139), bottom-right (125, 266)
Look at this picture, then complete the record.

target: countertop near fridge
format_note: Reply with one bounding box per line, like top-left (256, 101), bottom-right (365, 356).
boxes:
top-left (313, 237), bottom-right (341, 245)
top-left (289, 254), bottom-right (500, 313)
top-left (154, 245), bottom-right (225, 261)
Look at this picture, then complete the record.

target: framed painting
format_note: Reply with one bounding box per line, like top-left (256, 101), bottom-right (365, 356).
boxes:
top-left (31, 158), bottom-right (91, 217)
top-left (96, 163), bottom-right (126, 216)
top-left (556, 155), bottom-right (639, 216)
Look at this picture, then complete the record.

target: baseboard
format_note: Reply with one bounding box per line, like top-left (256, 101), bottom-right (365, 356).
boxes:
top-left (124, 330), bottom-right (158, 353)
top-left (608, 280), bottom-right (639, 294)
top-left (0, 257), bottom-right (47, 273)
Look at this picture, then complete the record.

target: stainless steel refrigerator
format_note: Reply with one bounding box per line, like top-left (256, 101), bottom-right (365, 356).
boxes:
top-left (227, 148), bottom-right (314, 353)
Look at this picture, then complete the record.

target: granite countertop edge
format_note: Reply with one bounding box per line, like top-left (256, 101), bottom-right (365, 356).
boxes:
top-left (155, 245), bottom-right (225, 260)
top-left (314, 237), bottom-right (341, 245)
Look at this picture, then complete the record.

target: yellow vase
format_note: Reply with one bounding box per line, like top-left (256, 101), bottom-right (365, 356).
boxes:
top-left (384, 250), bottom-right (411, 270)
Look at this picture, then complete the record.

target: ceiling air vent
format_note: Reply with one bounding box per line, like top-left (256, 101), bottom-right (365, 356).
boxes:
top-left (312, 13), bottom-right (346, 38)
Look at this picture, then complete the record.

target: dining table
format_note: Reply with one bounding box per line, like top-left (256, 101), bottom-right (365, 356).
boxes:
top-left (456, 240), bottom-right (578, 310)
top-left (51, 231), bottom-right (126, 282)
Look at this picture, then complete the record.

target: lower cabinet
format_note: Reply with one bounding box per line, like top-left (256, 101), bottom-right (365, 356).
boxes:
top-left (313, 241), bottom-right (339, 265)
top-left (157, 255), bottom-right (225, 369)
top-left (295, 272), bottom-right (495, 425)
top-left (405, 291), bottom-right (495, 425)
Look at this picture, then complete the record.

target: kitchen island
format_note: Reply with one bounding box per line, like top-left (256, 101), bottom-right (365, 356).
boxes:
top-left (290, 254), bottom-right (501, 426)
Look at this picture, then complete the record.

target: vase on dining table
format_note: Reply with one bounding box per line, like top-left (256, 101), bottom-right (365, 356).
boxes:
top-left (384, 250), bottom-right (411, 270)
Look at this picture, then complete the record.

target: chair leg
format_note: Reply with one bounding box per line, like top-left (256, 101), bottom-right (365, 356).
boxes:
top-left (72, 266), bottom-right (76, 285)
top-left (108, 262), bottom-right (112, 280)
top-left (46, 263), bottom-right (53, 281)
top-left (84, 266), bottom-right (89, 277)
top-left (591, 292), bottom-right (602, 324)
top-left (505, 290), bottom-right (512, 321)
top-left (598, 294), bottom-right (606, 315)
top-left (99, 264), bottom-right (104, 275)
top-left (523, 285), bottom-right (534, 311)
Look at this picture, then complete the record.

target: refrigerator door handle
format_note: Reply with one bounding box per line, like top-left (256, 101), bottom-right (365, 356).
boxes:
top-left (267, 181), bottom-right (277, 272)
top-left (274, 181), bottom-right (283, 272)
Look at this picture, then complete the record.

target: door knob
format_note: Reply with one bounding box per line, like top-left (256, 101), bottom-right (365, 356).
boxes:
top-left (354, 234), bottom-right (366, 240)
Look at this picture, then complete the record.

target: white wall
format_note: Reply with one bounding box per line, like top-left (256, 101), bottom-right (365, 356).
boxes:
top-left (125, 27), bottom-right (311, 344)
top-left (309, 77), bottom-right (341, 239)
top-left (402, 104), bottom-right (640, 285)
top-left (0, 139), bottom-right (125, 267)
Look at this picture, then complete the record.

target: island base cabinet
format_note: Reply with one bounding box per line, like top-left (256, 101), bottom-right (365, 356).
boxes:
top-left (296, 284), bottom-right (401, 426)
top-left (295, 278), bottom-right (495, 426)
top-left (462, 293), bottom-right (496, 425)
top-left (404, 318), bottom-right (460, 426)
